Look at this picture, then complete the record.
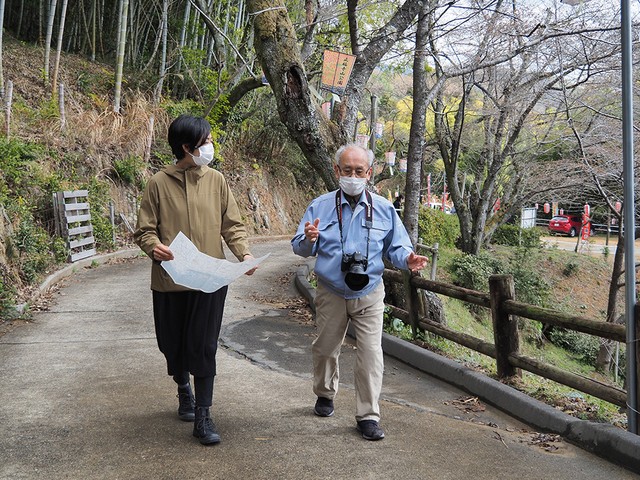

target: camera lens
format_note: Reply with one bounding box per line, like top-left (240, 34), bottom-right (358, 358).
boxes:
top-left (345, 271), bottom-right (369, 290)
top-left (343, 252), bottom-right (369, 290)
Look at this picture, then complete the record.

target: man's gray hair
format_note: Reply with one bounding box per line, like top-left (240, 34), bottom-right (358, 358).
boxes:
top-left (334, 144), bottom-right (374, 167)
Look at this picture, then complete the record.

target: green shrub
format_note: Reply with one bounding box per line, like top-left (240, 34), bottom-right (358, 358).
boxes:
top-left (9, 203), bottom-right (56, 283)
top-left (493, 224), bottom-right (542, 248)
top-left (563, 260), bottom-right (580, 277)
top-left (0, 268), bottom-right (16, 318)
top-left (449, 252), bottom-right (505, 292)
top-left (51, 236), bottom-right (69, 263)
top-left (36, 97), bottom-right (59, 120)
top-left (85, 178), bottom-right (115, 250)
top-left (418, 207), bottom-right (460, 248)
top-left (449, 248), bottom-right (550, 307)
top-left (0, 138), bottom-right (47, 202)
top-left (114, 155), bottom-right (146, 189)
top-left (161, 98), bottom-right (205, 119)
top-left (509, 248), bottom-right (551, 307)
top-left (547, 328), bottom-right (601, 366)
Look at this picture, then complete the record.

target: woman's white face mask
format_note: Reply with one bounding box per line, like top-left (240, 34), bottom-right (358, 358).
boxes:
top-left (189, 142), bottom-right (215, 166)
top-left (339, 176), bottom-right (367, 197)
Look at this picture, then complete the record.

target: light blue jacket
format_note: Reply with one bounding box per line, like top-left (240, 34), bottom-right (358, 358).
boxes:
top-left (292, 189), bottom-right (414, 299)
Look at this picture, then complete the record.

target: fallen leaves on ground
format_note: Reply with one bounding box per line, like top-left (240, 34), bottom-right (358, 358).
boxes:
top-left (444, 395), bottom-right (487, 414)
top-left (526, 432), bottom-right (562, 452)
top-left (249, 273), bottom-right (314, 323)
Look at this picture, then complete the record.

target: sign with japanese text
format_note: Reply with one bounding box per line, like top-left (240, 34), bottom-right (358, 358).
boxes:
top-left (355, 134), bottom-right (369, 148)
top-left (321, 50), bottom-right (356, 96)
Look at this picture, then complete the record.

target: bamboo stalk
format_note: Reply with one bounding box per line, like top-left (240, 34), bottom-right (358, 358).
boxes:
top-left (5, 79), bottom-right (12, 138)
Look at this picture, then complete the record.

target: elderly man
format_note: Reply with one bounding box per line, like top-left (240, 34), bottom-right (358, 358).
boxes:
top-left (292, 144), bottom-right (428, 441)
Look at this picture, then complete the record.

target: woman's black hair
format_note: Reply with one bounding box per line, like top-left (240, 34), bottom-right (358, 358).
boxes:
top-left (167, 115), bottom-right (211, 160)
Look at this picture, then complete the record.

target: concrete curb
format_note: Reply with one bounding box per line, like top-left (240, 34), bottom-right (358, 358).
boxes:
top-left (16, 248), bottom-right (143, 312)
top-left (294, 262), bottom-right (316, 309)
top-left (294, 264), bottom-right (640, 474)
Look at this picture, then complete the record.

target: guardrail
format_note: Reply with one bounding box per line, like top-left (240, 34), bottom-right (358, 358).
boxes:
top-left (383, 269), bottom-right (632, 408)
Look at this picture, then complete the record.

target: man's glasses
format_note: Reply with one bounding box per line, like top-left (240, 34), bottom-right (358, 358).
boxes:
top-left (336, 166), bottom-right (370, 178)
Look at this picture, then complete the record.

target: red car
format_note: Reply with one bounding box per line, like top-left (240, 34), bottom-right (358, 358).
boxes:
top-left (548, 215), bottom-right (589, 237)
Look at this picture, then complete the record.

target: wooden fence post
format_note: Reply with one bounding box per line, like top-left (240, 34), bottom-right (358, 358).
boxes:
top-left (489, 274), bottom-right (521, 378)
top-left (430, 242), bottom-right (438, 281)
top-left (403, 271), bottom-right (426, 338)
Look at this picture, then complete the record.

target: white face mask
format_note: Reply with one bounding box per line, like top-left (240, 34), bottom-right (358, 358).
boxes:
top-left (189, 142), bottom-right (215, 166)
top-left (339, 176), bottom-right (367, 197)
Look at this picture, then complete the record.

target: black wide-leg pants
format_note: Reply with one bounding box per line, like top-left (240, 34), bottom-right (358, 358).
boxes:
top-left (152, 287), bottom-right (228, 378)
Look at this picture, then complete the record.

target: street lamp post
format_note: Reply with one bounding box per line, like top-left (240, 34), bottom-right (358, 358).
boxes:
top-left (621, 0), bottom-right (638, 435)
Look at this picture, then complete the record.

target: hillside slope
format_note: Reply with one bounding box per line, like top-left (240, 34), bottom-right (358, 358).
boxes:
top-left (0, 36), bottom-right (316, 310)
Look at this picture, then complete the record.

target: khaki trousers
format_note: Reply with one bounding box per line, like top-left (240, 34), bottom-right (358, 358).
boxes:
top-left (312, 282), bottom-right (385, 422)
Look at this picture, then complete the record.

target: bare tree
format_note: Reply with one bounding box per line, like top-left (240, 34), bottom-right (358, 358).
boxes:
top-left (427, 0), bottom-right (621, 254)
top-left (555, 66), bottom-right (634, 372)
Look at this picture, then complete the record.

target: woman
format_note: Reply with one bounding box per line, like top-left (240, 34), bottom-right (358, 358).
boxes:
top-left (134, 114), bottom-right (255, 445)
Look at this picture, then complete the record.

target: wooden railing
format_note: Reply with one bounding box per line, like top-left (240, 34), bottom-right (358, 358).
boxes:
top-left (383, 269), bottom-right (633, 408)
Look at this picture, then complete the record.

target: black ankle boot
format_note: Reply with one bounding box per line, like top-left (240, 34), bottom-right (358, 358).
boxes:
top-left (193, 406), bottom-right (221, 445)
top-left (177, 385), bottom-right (195, 422)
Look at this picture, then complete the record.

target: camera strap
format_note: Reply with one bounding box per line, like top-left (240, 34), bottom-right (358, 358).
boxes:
top-left (335, 189), bottom-right (373, 262)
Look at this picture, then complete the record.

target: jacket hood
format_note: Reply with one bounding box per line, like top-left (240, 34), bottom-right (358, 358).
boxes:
top-left (162, 164), bottom-right (209, 182)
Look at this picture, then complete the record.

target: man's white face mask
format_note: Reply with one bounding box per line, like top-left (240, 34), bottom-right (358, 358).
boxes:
top-left (339, 176), bottom-right (367, 197)
top-left (190, 142), bottom-right (215, 166)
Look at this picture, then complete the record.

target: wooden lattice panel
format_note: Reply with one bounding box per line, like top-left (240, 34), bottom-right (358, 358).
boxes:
top-left (53, 190), bottom-right (96, 262)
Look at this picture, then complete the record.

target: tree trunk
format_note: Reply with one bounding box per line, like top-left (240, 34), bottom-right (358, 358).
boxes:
top-left (595, 226), bottom-right (625, 372)
top-left (404, 0), bottom-right (429, 244)
top-left (247, 0), bottom-right (342, 190)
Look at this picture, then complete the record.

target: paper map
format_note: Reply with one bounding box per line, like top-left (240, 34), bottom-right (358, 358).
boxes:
top-left (161, 231), bottom-right (269, 293)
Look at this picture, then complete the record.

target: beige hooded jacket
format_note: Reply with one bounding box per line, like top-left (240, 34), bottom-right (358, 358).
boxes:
top-left (134, 164), bottom-right (251, 292)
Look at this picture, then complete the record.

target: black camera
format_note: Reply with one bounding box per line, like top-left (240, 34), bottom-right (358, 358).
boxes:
top-left (341, 252), bottom-right (369, 291)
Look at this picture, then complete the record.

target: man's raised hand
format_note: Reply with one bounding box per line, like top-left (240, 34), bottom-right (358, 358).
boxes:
top-left (304, 218), bottom-right (320, 243)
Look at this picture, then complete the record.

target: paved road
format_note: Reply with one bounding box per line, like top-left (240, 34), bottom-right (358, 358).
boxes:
top-left (542, 234), bottom-right (640, 259)
top-left (0, 238), bottom-right (637, 479)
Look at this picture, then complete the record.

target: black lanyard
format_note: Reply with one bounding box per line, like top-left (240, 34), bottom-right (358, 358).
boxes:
top-left (335, 189), bottom-right (373, 258)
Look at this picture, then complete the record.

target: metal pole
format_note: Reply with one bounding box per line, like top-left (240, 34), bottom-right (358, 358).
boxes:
top-left (621, 0), bottom-right (638, 434)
